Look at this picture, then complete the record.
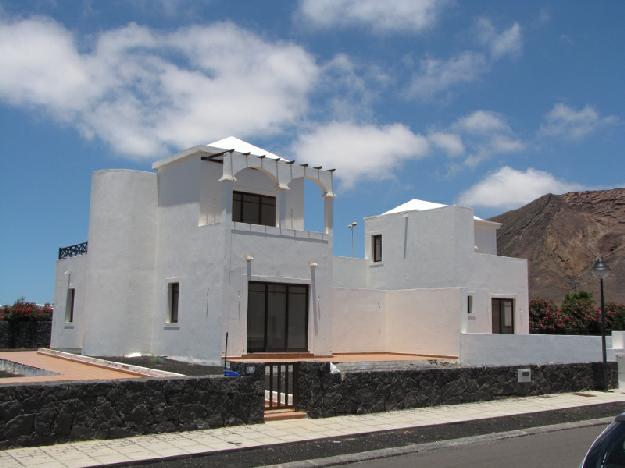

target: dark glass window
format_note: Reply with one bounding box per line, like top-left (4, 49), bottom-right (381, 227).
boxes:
top-left (65, 288), bottom-right (75, 323)
top-left (247, 282), bottom-right (308, 352)
top-left (233, 191), bottom-right (276, 226)
top-left (467, 295), bottom-right (473, 314)
top-left (168, 282), bottom-right (179, 323)
top-left (372, 235), bottom-right (382, 263)
top-left (492, 298), bottom-right (514, 334)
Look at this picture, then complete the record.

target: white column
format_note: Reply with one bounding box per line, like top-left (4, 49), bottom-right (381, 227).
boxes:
top-left (323, 194), bottom-right (334, 236)
top-left (221, 179), bottom-right (234, 225)
top-left (277, 187), bottom-right (288, 229)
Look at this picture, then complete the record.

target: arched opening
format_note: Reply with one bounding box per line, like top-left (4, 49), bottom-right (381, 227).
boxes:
top-left (231, 167), bottom-right (280, 227)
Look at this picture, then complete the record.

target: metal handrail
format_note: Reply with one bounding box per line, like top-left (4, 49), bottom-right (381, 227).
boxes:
top-left (58, 242), bottom-right (88, 260)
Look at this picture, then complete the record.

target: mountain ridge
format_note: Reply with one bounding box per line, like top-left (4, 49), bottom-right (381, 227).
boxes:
top-left (491, 188), bottom-right (625, 303)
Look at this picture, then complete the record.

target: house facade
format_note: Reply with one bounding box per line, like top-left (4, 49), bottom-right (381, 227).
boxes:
top-left (52, 137), bottom-right (529, 363)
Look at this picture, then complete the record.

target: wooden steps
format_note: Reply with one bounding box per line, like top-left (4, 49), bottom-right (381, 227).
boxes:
top-left (264, 408), bottom-right (307, 422)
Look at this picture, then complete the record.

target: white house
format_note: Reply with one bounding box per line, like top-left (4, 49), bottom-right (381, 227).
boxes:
top-left (52, 137), bottom-right (529, 364)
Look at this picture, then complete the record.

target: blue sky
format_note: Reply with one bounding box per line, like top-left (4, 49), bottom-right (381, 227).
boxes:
top-left (1, 0), bottom-right (624, 304)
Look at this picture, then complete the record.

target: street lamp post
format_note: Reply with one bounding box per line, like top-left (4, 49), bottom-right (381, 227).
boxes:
top-left (347, 221), bottom-right (357, 257)
top-left (592, 257), bottom-right (610, 391)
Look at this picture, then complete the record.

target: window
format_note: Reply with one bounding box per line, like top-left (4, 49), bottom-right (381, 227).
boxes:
top-left (65, 288), bottom-right (75, 323)
top-left (372, 235), bottom-right (382, 263)
top-left (491, 298), bottom-right (514, 334)
top-left (233, 191), bottom-right (276, 226)
top-left (247, 282), bottom-right (308, 352)
top-left (168, 282), bottom-right (179, 323)
top-left (467, 295), bottom-right (473, 314)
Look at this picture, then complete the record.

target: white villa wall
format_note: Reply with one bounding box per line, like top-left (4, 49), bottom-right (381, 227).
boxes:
top-left (81, 170), bottom-right (157, 357)
top-left (332, 287), bottom-right (463, 357)
top-left (463, 254), bottom-right (529, 334)
top-left (51, 254), bottom-right (88, 350)
top-left (333, 257), bottom-right (367, 289)
top-left (227, 229), bottom-right (333, 356)
top-left (364, 206), bottom-right (473, 290)
top-left (152, 158), bottom-right (227, 363)
top-left (474, 222), bottom-right (498, 255)
top-left (461, 333), bottom-right (614, 366)
top-left (385, 288), bottom-right (463, 357)
top-left (332, 288), bottom-right (386, 353)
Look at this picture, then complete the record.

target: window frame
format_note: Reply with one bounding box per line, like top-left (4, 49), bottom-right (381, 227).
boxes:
top-left (372, 234), bottom-right (383, 263)
top-left (233, 190), bottom-right (276, 227)
top-left (467, 295), bottom-right (473, 314)
top-left (168, 282), bottom-right (180, 324)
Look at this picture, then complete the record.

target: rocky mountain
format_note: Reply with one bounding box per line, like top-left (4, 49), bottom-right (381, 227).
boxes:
top-left (491, 188), bottom-right (625, 304)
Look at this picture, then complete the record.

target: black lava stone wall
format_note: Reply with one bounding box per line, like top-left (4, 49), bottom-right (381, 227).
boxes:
top-left (295, 362), bottom-right (618, 418)
top-left (0, 367), bottom-right (264, 449)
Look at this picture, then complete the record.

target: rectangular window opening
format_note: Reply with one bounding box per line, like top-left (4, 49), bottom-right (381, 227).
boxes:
top-left (372, 234), bottom-right (382, 263)
top-left (233, 191), bottom-right (276, 227)
top-left (65, 288), bottom-right (75, 323)
top-left (467, 295), bottom-right (473, 314)
top-left (491, 298), bottom-right (514, 334)
top-left (168, 282), bottom-right (179, 324)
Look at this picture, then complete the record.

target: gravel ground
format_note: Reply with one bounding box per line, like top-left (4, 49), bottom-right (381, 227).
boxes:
top-left (95, 356), bottom-right (223, 376)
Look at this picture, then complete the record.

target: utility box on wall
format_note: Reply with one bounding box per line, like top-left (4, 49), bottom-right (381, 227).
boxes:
top-left (517, 368), bottom-right (531, 383)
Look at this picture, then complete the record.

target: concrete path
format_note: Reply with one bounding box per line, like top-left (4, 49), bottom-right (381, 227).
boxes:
top-left (1, 390), bottom-right (624, 467)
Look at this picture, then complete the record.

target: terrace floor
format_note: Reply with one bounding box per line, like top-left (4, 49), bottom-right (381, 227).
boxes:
top-left (228, 352), bottom-right (459, 363)
top-left (0, 351), bottom-right (141, 384)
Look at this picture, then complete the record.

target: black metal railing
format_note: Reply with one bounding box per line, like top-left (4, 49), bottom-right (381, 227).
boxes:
top-left (265, 362), bottom-right (298, 410)
top-left (58, 242), bottom-right (88, 260)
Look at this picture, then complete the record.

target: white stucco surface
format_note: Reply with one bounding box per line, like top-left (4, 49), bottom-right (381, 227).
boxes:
top-left (80, 170), bottom-right (157, 357)
top-left (460, 333), bottom-right (615, 366)
top-left (51, 254), bottom-right (88, 350)
top-left (332, 287), bottom-right (463, 357)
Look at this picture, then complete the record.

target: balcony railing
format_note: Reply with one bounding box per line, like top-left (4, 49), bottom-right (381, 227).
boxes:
top-left (58, 242), bottom-right (88, 260)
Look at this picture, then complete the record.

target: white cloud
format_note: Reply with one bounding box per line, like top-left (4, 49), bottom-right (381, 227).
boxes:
top-left (452, 110), bottom-right (525, 166)
top-left (475, 18), bottom-right (522, 59)
top-left (428, 132), bottom-right (465, 156)
top-left (295, 0), bottom-right (449, 34)
top-left (540, 103), bottom-right (619, 140)
top-left (455, 110), bottom-right (509, 134)
top-left (406, 17), bottom-right (523, 100)
top-left (292, 122), bottom-right (430, 188)
top-left (0, 17), bottom-right (319, 157)
top-left (407, 51), bottom-right (487, 100)
top-left (458, 166), bottom-right (582, 209)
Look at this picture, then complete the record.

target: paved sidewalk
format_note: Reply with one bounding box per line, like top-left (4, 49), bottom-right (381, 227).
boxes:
top-left (1, 390), bottom-right (624, 467)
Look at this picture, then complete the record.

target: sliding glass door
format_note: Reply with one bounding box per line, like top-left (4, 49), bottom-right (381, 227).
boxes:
top-left (247, 282), bottom-right (309, 352)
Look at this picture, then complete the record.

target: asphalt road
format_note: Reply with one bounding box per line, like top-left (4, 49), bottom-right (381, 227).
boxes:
top-left (344, 425), bottom-right (604, 468)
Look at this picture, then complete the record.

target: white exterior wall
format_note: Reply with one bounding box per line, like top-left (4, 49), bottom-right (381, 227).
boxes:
top-left (361, 206), bottom-right (529, 337)
top-left (226, 229), bottom-right (332, 356)
top-left (332, 288), bottom-right (386, 353)
top-left (51, 254), bottom-right (88, 350)
top-left (474, 222), bottom-right (498, 255)
top-left (152, 157), bottom-right (227, 363)
top-left (81, 170), bottom-right (157, 356)
top-left (385, 288), bottom-right (463, 357)
top-left (332, 287), bottom-right (463, 357)
top-left (333, 257), bottom-right (367, 289)
top-left (461, 333), bottom-right (614, 366)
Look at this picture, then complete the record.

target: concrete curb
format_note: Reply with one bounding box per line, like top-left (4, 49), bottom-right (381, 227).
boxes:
top-left (260, 417), bottom-right (612, 467)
